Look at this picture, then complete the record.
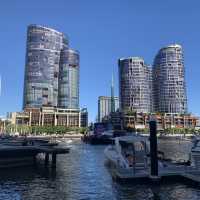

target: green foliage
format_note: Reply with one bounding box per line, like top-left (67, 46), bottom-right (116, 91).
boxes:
top-left (4, 124), bottom-right (88, 135)
top-left (125, 126), bottom-right (136, 132)
top-left (79, 127), bottom-right (88, 134)
top-left (163, 127), bottom-right (195, 135)
top-left (126, 110), bottom-right (137, 116)
top-left (136, 128), bottom-right (149, 133)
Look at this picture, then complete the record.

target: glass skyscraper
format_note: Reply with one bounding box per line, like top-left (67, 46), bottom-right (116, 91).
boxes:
top-left (153, 44), bottom-right (187, 113)
top-left (23, 24), bottom-right (79, 109)
top-left (58, 49), bottom-right (79, 109)
top-left (118, 57), bottom-right (152, 113)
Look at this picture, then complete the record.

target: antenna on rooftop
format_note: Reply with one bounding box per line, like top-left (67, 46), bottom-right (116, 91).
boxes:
top-left (111, 73), bottom-right (115, 113)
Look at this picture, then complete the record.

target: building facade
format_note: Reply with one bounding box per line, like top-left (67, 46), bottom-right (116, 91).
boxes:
top-left (0, 118), bottom-right (9, 133)
top-left (122, 112), bottom-right (198, 130)
top-left (9, 107), bottom-right (88, 128)
top-left (23, 24), bottom-right (79, 110)
top-left (23, 25), bottom-right (68, 108)
top-left (118, 57), bottom-right (152, 113)
top-left (98, 96), bottom-right (119, 122)
top-left (58, 49), bottom-right (79, 109)
top-left (153, 44), bottom-right (187, 113)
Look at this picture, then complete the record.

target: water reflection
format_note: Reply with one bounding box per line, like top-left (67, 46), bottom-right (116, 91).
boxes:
top-left (0, 139), bottom-right (199, 200)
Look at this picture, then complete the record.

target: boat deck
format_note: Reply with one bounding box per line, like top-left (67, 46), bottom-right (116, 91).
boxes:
top-left (113, 164), bottom-right (200, 185)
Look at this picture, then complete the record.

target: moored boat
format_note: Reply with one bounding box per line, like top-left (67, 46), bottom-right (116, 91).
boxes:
top-left (82, 130), bottom-right (127, 145)
top-left (104, 135), bottom-right (149, 176)
top-left (190, 136), bottom-right (200, 168)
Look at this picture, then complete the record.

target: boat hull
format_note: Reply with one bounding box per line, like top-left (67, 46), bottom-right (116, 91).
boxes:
top-left (82, 135), bottom-right (113, 145)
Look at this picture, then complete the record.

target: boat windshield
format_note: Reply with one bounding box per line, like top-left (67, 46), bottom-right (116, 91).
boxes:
top-left (119, 141), bottom-right (145, 151)
top-left (119, 140), bottom-right (146, 167)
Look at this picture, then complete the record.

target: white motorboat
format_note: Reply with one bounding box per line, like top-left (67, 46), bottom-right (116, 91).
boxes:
top-left (101, 130), bottom-right (114, 137)
top-left (105, 135), bottom-right (197, 180)
top-left (104, 136), bottom-right (150, 176)
top-left (190, 137), bottom-right (200, 168)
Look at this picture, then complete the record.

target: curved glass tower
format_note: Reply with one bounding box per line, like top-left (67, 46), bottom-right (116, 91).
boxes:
top-left (58, 49), bottom-right (79, 109)
top-left (119, 57), bottom-right (152, 113)
top-left (153, 44), bottom-right (187, 113)
top-left (23, 24), bottom-right (68, 108)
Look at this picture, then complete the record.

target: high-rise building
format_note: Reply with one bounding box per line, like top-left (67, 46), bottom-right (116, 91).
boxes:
top-left (81, 108), bottom-right (88, 127)
top-left (23, 24), bottom-right (80, 110)
top-left (153, 44), bottom-right (187, 113)
top-left (118, 57), bottom-right (152, 113)
top-left (111, 74), bottom-right (115, 113)
top-left (98, 96), bottom-right (119, 122)
top-left (23, 25), bottom-right (68, 108)
top-left (58, 49), bottom-right (79, 109)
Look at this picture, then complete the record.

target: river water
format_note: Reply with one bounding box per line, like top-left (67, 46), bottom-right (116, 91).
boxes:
top-left (0, 139), bottom-right (200, 200)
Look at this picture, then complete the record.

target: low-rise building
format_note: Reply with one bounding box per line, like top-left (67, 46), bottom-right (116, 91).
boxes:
top-left (102, 111), bottom-right (123, 130)
top-left (0, 117), bottom-right (9, 133)
top-left (9, 106), bottom-right (88, 128)
top-left (9, 112), bottom-right (30, 125)
top-left (103, 111), bottom-right (198, 131)
top-left (122, 112), bottom-right (198, 130)
top-left (80, 108), bottom-right (88, 128)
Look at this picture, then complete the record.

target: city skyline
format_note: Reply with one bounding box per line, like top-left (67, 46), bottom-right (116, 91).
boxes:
top-left (1, 0), bottom-right (200, 122)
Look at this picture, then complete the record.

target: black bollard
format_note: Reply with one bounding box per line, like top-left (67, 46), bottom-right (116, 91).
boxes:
top-left (33, 155), bottom-right (37, 167)
top-left (45, 153), bottom-right (49, 166)
top-left (52, 153), bottom-right (57, 168)
top-left (149, 120), bottom-right (158, 177)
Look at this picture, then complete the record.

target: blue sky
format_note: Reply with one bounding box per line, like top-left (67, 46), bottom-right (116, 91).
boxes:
top-left (0, 0), bottom-right (200, 122)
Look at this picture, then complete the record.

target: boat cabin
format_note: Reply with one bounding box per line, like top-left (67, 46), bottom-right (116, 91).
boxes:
top-left (115, 136), bottom-right (148, 169)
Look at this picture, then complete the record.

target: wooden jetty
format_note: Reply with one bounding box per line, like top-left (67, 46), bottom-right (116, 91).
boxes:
top-left (0, 137), bottom-right (70, 168)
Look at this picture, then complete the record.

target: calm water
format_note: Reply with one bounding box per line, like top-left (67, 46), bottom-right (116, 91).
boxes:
top-left (0, 139), bottom-right (200, 200)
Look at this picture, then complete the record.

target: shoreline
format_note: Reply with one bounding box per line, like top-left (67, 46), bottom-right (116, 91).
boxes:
top-left (26, 134), bottom-right (83, 139)
top-left (0, 133), bottom-right (83, 140)
top-left (1, 132), bottom-right (198, 140)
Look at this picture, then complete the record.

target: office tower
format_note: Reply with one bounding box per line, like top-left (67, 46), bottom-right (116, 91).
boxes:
top-left (111, 74), bottom-right (115, 113)
top-left (147, 67), bottom-right (153, 112)
top-left (153, 44), bottom-right (187, 113)
top-left (23, 24), bottom-right (80, 111)
top-left (98, 96), bottom-right (119, 122)
top-left (58, 49), bottom-right (79, 109)
top-left (23, 25), bottom-right (68, 108)
top-left (118, 57), bottom-right (152, 113)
